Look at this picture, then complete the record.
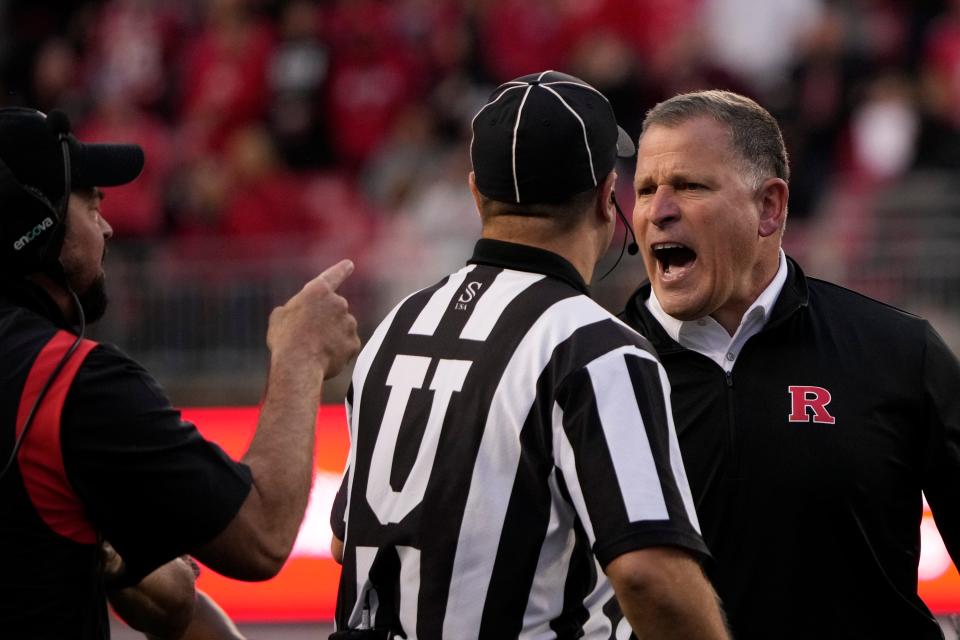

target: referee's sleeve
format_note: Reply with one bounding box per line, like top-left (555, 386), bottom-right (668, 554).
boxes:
top-left (331, 385), bottom-right (355, 541)
top-left (552, 346), bottom-right (710, 568)
top-left (331, 471), bottom-right (348, 541)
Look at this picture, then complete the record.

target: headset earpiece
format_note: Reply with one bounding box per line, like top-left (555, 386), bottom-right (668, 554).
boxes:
top-left (0, 110), bottom-right (72, 275)
top-left (0, 162), bottom-right (62, 275)
top-left (48, 109), bottom-right (72, 221)
top-left (598, 193), bottom-right (640, 280)
top-left (47, 110), bottom-right (71, 137)
top-left (611, 193), bottom-right (639, 256)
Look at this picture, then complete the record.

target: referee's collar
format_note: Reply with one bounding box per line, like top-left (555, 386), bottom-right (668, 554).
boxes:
top-left (468, 239), bottom-right (589, 295)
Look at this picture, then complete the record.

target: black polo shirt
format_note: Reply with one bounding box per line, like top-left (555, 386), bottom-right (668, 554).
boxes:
top-left (0, 279), bottom-right (252, 638)
top-left (622, 256), bottom-right (960, 639)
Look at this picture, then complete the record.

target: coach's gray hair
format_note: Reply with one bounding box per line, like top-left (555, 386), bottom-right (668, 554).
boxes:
top-left (641, 90), bottom-right (790, 190)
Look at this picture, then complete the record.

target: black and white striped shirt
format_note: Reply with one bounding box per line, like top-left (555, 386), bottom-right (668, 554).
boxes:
top-left (333, 239), bottom-right (708, 639)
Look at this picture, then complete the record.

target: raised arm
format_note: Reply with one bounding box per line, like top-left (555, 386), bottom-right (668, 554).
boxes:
top-left (193, 260), bottom-right (361, 579)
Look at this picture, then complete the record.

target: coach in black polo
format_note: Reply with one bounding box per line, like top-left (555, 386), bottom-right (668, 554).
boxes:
top-left (622, 90), bottom-right (960, 639)
top-left (330, 71), bottom-right (730, 639)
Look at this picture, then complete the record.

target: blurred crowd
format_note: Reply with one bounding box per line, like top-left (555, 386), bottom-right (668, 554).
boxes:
top-left (2, 0), bottom-right (959, 285)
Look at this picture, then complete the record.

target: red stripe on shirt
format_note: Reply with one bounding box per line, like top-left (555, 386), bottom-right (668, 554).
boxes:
top-left (16, 330), bottom-right (99, 543)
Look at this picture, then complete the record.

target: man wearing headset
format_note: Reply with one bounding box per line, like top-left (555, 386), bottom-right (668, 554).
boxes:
top-left (0, 107), bottom-right (360, 638)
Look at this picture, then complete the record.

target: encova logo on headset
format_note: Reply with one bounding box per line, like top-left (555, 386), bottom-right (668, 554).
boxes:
top-left (13, 217), bottom-right (54, 251)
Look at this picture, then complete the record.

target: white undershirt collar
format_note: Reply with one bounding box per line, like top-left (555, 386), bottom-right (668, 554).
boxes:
top-left (646, 249), bottom-right (788, 372)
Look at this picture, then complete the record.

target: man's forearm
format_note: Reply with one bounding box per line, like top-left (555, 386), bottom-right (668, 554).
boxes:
top-left (192, 261), bottom-right (359, 579)
top-left (193, 362), bottom-right (324, 580)
top-left (108, 556), bottom-right (196, 639)
top-left (618, 572), bottom-right (729, 640)
top-left (608, 547), bottom-right (730, 640)
top-left (173, 590), bottom-right (247, 640)
top-left (239, 360), bottom-right (324, 564)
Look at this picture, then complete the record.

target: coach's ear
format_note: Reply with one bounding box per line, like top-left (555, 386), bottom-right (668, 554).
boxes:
top-left (757, 176), bottom-right (788, 238)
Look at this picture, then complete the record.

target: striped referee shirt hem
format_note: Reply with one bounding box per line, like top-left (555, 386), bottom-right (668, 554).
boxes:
top-left (594, 527), bottom-right (712, 569)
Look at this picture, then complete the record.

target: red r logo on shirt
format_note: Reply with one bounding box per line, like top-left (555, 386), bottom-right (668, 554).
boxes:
top-left (788, 385), bottom-right (836, 424)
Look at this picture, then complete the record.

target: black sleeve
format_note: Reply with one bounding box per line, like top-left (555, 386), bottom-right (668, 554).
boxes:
top-left (60, 344), bottom-right (252, 582)
top-left (921, 322), bottom-right (960, 565)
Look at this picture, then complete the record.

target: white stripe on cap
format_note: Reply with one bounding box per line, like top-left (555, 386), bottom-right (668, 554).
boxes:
top-left (468, 84), bottom-right (527, 185)
top-left (542, 80), bottom-right (614, 105)
top-left (541, 84), bottom-right (597, 187)
top-left (511, 85), bottom-right (535, 203)
top-left (474, 70), bottom-right (607, 203)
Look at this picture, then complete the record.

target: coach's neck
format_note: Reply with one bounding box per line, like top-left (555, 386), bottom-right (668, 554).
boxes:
top-left (469, 172), bottom-right (617, 286)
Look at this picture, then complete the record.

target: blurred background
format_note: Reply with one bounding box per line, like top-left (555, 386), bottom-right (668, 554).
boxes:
top-left (2, 0), bottom-right (959, 636)
top-left (2, 0), bottom-right (958, 401)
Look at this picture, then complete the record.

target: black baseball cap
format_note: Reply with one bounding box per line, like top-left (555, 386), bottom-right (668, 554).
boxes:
top-left (470, 70), bottom-right (635, 204)
top-left (0, 107), bottom-right (145, 275)
top-left (0, 107), bottom-right (144, 210)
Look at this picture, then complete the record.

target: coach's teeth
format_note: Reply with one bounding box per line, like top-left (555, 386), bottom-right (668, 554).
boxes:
top-left (652, 243), bottom-right (696, 273)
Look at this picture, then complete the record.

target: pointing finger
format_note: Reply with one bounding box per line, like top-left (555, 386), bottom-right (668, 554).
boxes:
top-left (309, 259), bottom-right (355, 293)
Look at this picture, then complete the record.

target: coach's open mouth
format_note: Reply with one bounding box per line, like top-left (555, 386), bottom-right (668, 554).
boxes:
top-left (652, 242), bottom-right (697, 276)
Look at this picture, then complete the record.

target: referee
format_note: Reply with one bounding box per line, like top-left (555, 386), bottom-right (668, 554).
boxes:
top-left (330, 71), bottom-right (729, 639)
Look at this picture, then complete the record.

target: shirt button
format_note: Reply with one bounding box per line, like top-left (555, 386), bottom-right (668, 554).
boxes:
top-left (726, 352), bottom-right (735, 361)
top-left (697, 319), bottom-right (707, 326)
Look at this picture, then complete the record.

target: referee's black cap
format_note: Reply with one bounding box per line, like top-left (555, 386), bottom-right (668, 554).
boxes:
top-left (470, 70), bottom-right (635, 204)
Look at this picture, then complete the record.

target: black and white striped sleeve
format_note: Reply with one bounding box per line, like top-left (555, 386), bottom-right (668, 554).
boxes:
top-left (552, 345), bottom-right (710, 568)
top-left (331, 384), bottom-right (355, 542)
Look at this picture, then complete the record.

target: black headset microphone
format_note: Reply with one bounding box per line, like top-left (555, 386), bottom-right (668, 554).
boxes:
top-left (614, 193), bottom-right (639, 256)
top-left (598, 192), bottom-right (639, 281)
top-left (0, 110), bottom-right (87, 483)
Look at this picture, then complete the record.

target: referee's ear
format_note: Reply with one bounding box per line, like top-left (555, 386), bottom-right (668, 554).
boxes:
top-left (598, 171), bottom-right (617, 224)
top-left (468, 172), bottom-right (484, 220)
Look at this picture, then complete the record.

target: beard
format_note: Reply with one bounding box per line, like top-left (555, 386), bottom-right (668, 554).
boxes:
top-left (74, 272), bottom-right (109, 324)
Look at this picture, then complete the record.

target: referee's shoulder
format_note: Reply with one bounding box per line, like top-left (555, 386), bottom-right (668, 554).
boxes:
top-left (570, 291), bottom-right (660, 356)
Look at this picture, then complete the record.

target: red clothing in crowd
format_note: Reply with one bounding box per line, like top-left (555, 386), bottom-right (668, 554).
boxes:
top-left (179, 13), bottom-right (275, 153)
top-left (321, 0), bottom-right (422, 168)
top-left (924, 11), bottom-right (960, 127)
top-left (476, 0), bottom-right (568, 82)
